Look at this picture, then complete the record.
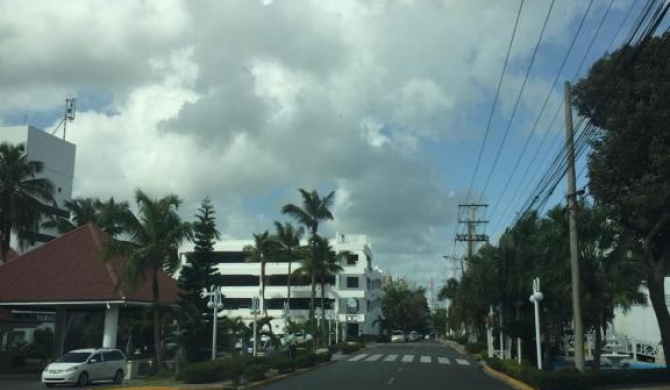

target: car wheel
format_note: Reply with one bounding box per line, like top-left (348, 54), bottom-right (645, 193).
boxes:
top-left (77, 371), bottom-right (89, 387)
top-left (113, 369), bottom-right (124, 384)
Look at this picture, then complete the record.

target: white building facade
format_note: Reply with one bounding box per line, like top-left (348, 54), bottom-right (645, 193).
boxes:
top-left (184, 233), bottom-right (384, 339)
top-left (0, 125), bottom-right (76, 246)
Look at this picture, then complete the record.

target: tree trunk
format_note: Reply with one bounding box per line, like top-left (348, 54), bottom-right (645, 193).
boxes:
top-left (593, 313), bottom-right (602, 372)
top-left (647, 268), bottom-right (670, 367)
top-left (287, 260), bottom-right (292, 310)
top-left (320, 278), bottom-right (326, 346)
top-left (310, 271), bottom-right (316, 330)
top-left (261, 260), bottom-right (267, 317)
top-left (152, 271), bottom-right (164, 370)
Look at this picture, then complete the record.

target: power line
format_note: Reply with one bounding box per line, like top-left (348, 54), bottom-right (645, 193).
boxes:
top-left (488, 0), bottom-right (595, 219)
top-left (465, 0), bottom-right (525, 203)
top-left (492, 0), bottom-right (622, 232)
top-left (504, 0), bottom-right (670, 229)
top-left (477, 0), bottom-right (556, 203)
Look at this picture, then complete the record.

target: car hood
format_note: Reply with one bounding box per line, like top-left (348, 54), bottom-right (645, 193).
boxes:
top-left (46, 362), bottom-right (83, 371)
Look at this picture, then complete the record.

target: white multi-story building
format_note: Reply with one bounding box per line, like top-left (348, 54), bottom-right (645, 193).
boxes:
top-left (0, 125), bottom-right (76, 247)
top-left (183, 233), bottom-right (384, 339)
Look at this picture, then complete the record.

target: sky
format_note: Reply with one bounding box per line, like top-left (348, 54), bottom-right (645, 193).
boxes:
top-left (0, 0), bottom-right (656, 292)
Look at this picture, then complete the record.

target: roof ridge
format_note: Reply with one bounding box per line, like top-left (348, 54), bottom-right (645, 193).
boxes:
top-left (87, 224), bottom-right (126, 299)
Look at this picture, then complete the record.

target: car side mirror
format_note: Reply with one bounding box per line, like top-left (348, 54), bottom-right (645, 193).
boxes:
top-left (89, 359), bottom-right (97, 364)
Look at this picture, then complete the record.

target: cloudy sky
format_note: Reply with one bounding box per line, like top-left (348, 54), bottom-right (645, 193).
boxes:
top-left (0, 0), bottom-right (649, 291)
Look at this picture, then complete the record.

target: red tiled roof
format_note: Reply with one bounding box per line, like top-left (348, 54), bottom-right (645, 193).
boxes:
top-left (0, 223), bottom-right (180, 305)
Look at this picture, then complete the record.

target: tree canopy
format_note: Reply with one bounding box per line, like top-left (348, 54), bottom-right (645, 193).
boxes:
top-left (573, 31), bottom-right (670, 366)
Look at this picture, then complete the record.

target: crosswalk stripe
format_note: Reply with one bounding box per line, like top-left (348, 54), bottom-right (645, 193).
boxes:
top-left (437, 357), bottom-right (450, 364)
top-left (348, 354), bottom-right (368, 362)
top-left (420, 356), bottom-right (431, 363)
top-left (401, 355), bottom-right (414, 363)
top-left (384, 354), bottom-right (398, 362)
top-left (455, 358), bottom-right (470, 366)
top-left (365, 354), bottom-right (383, 361)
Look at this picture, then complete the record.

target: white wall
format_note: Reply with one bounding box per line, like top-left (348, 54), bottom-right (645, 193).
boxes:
top-left (611, 277), bottom-right (670, 344)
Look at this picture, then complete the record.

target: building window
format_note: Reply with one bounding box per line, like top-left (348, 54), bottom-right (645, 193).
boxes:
top-left (347, 277), bottom-right (359, 288)
top-left (346, 254), bottom-right (358, 265)
top-left (220, 275), bottom-right (259, 286)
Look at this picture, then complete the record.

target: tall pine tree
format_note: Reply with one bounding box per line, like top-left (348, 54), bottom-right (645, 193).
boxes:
top-left (178, 197), bottom-right (221, 312)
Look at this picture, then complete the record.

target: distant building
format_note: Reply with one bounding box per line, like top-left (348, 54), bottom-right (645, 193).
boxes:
top-left (0, 125), bottom-right (76, 249)
top-left (181, 233), bottom-right (384, 339)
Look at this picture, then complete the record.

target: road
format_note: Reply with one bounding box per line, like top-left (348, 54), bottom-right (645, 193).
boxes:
top-left (1, 343), bottom-right (510, 390)
top-left (259, 342), bottom-right (510, 390)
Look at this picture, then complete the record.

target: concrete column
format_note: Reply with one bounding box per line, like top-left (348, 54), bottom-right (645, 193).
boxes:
top-left (53, 308), bottom-right (67, 360)
top-left (102, 305), bottom-right (120, 348)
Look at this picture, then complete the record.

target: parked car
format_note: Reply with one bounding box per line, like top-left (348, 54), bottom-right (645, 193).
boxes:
top-left (42, 348), bottom-right (127, 387)
top-left (408, 330), bottom-right (421, 342)
top-left (391, 330), bottom-right (406, 343)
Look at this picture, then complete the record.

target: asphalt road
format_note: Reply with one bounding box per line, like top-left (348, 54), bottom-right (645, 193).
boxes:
top-left (259, 342), bottom-right (511, 390)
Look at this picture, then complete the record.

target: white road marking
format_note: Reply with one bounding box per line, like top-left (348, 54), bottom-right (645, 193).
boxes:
top-left (401, 355), bottom-right (414, 363)
top-left (456, 358), bottom-right (470, 365)
top-left (348, 354), bottom-right (368, 362)
top-left (384, 354), bottom-right (399, 362)
top-left (365, 354), bottom-right (383, 362)
top-left (437, 357), bottom-right (451, 364)
top-left (420, 356), bottom-right (431, 363)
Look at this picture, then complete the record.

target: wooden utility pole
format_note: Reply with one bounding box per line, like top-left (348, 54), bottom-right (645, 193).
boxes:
top-left (564, 81), bottom-right (585, 372)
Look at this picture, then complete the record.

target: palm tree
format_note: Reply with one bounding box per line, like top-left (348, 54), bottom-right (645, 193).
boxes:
top-left (282, 189), bottom-right (335, 325)
top-left (244, 231), bottom-right (272, 317)
top-left (270, 222), bottom-right (305, 313)
top-left (103, 189), bottom-right (192, 369)
top-left (313, 236), bottom-right (344, 344)
top-left (43, 197), bottom-right (130, 237)
top-left (0, 142), bottom-right (56, 262)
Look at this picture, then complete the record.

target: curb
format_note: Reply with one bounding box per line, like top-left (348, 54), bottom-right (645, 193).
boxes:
top-left (247, 359), bottom-right (337, 389)
top-left (481, 364), bottom-right (536, 390)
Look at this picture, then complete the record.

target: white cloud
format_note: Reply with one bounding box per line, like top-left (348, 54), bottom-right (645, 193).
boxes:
top-left (0, 0), bottom-right (593, 288)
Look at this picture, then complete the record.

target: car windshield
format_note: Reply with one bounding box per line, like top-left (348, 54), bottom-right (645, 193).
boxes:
top-left (392, 331), bottom-right (404, 336)
top-left (57, 352), bottom-right (91, 363)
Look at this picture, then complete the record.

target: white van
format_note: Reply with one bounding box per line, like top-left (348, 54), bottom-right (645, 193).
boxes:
top-left (41, 348), bottom-right (127, 387)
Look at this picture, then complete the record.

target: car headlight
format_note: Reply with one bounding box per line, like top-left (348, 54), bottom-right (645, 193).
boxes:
top-left (65, 366), bottom-right (80, 372)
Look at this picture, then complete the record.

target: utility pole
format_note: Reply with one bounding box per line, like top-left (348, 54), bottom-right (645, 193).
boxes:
top-left (455, 204), bottom-right (489, 261)
top-left (564, 81), bottom-right (585, 372)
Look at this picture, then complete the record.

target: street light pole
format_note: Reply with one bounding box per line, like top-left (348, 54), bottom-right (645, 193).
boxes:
top-left (529, 278), bottom-right (544, 370)
top-left (201, 286), bottom-right (224, 361)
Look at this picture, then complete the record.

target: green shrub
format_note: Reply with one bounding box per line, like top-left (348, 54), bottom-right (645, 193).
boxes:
top-left (314, 351), bottom-right (332, 363)
top-left (487, 357), bottom-right (670, 390)
top-left (269, 356), bottom-right (294, 374)
top-left (591, 369), bottom-right (670, 387)
top-left (340, 342), bottom-right (364, 354)
top-left (485, 358), bottom-right (592, 390)
top-left (294, 353), bottom-right (315, 369)
top-left (464, 342), bottom-right (487, 355)
top-left (182, 357), bottom-right (246, 384)
top-left (243, 363), bottom-right (269, 382)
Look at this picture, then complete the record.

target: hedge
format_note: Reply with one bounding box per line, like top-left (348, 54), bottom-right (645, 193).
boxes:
top-left (269, 355), bottom-right (294, 374)
top-left (182, 357), bottom-right (245, 384)
top-left (243, 363), bottom-right (269, 382)
top-left (486, 357), bottom-right (670, 390)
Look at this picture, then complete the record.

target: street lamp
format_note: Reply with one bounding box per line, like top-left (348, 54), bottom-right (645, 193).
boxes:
top-left (529, 278), bottom-right (544, 369)
top-left (201, 285), bottom-right (224, 361)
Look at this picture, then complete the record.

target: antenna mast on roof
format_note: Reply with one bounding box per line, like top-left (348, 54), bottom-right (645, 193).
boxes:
top-left (51, 98), bottom-right (76, 140)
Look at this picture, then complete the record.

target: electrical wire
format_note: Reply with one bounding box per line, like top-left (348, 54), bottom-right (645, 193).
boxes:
top-left (477, 0), bottom-right (556, 204)
top-left (488, 0), bottom-right (596, 219)
top-left (465, 0), bottom-right (525, 203)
